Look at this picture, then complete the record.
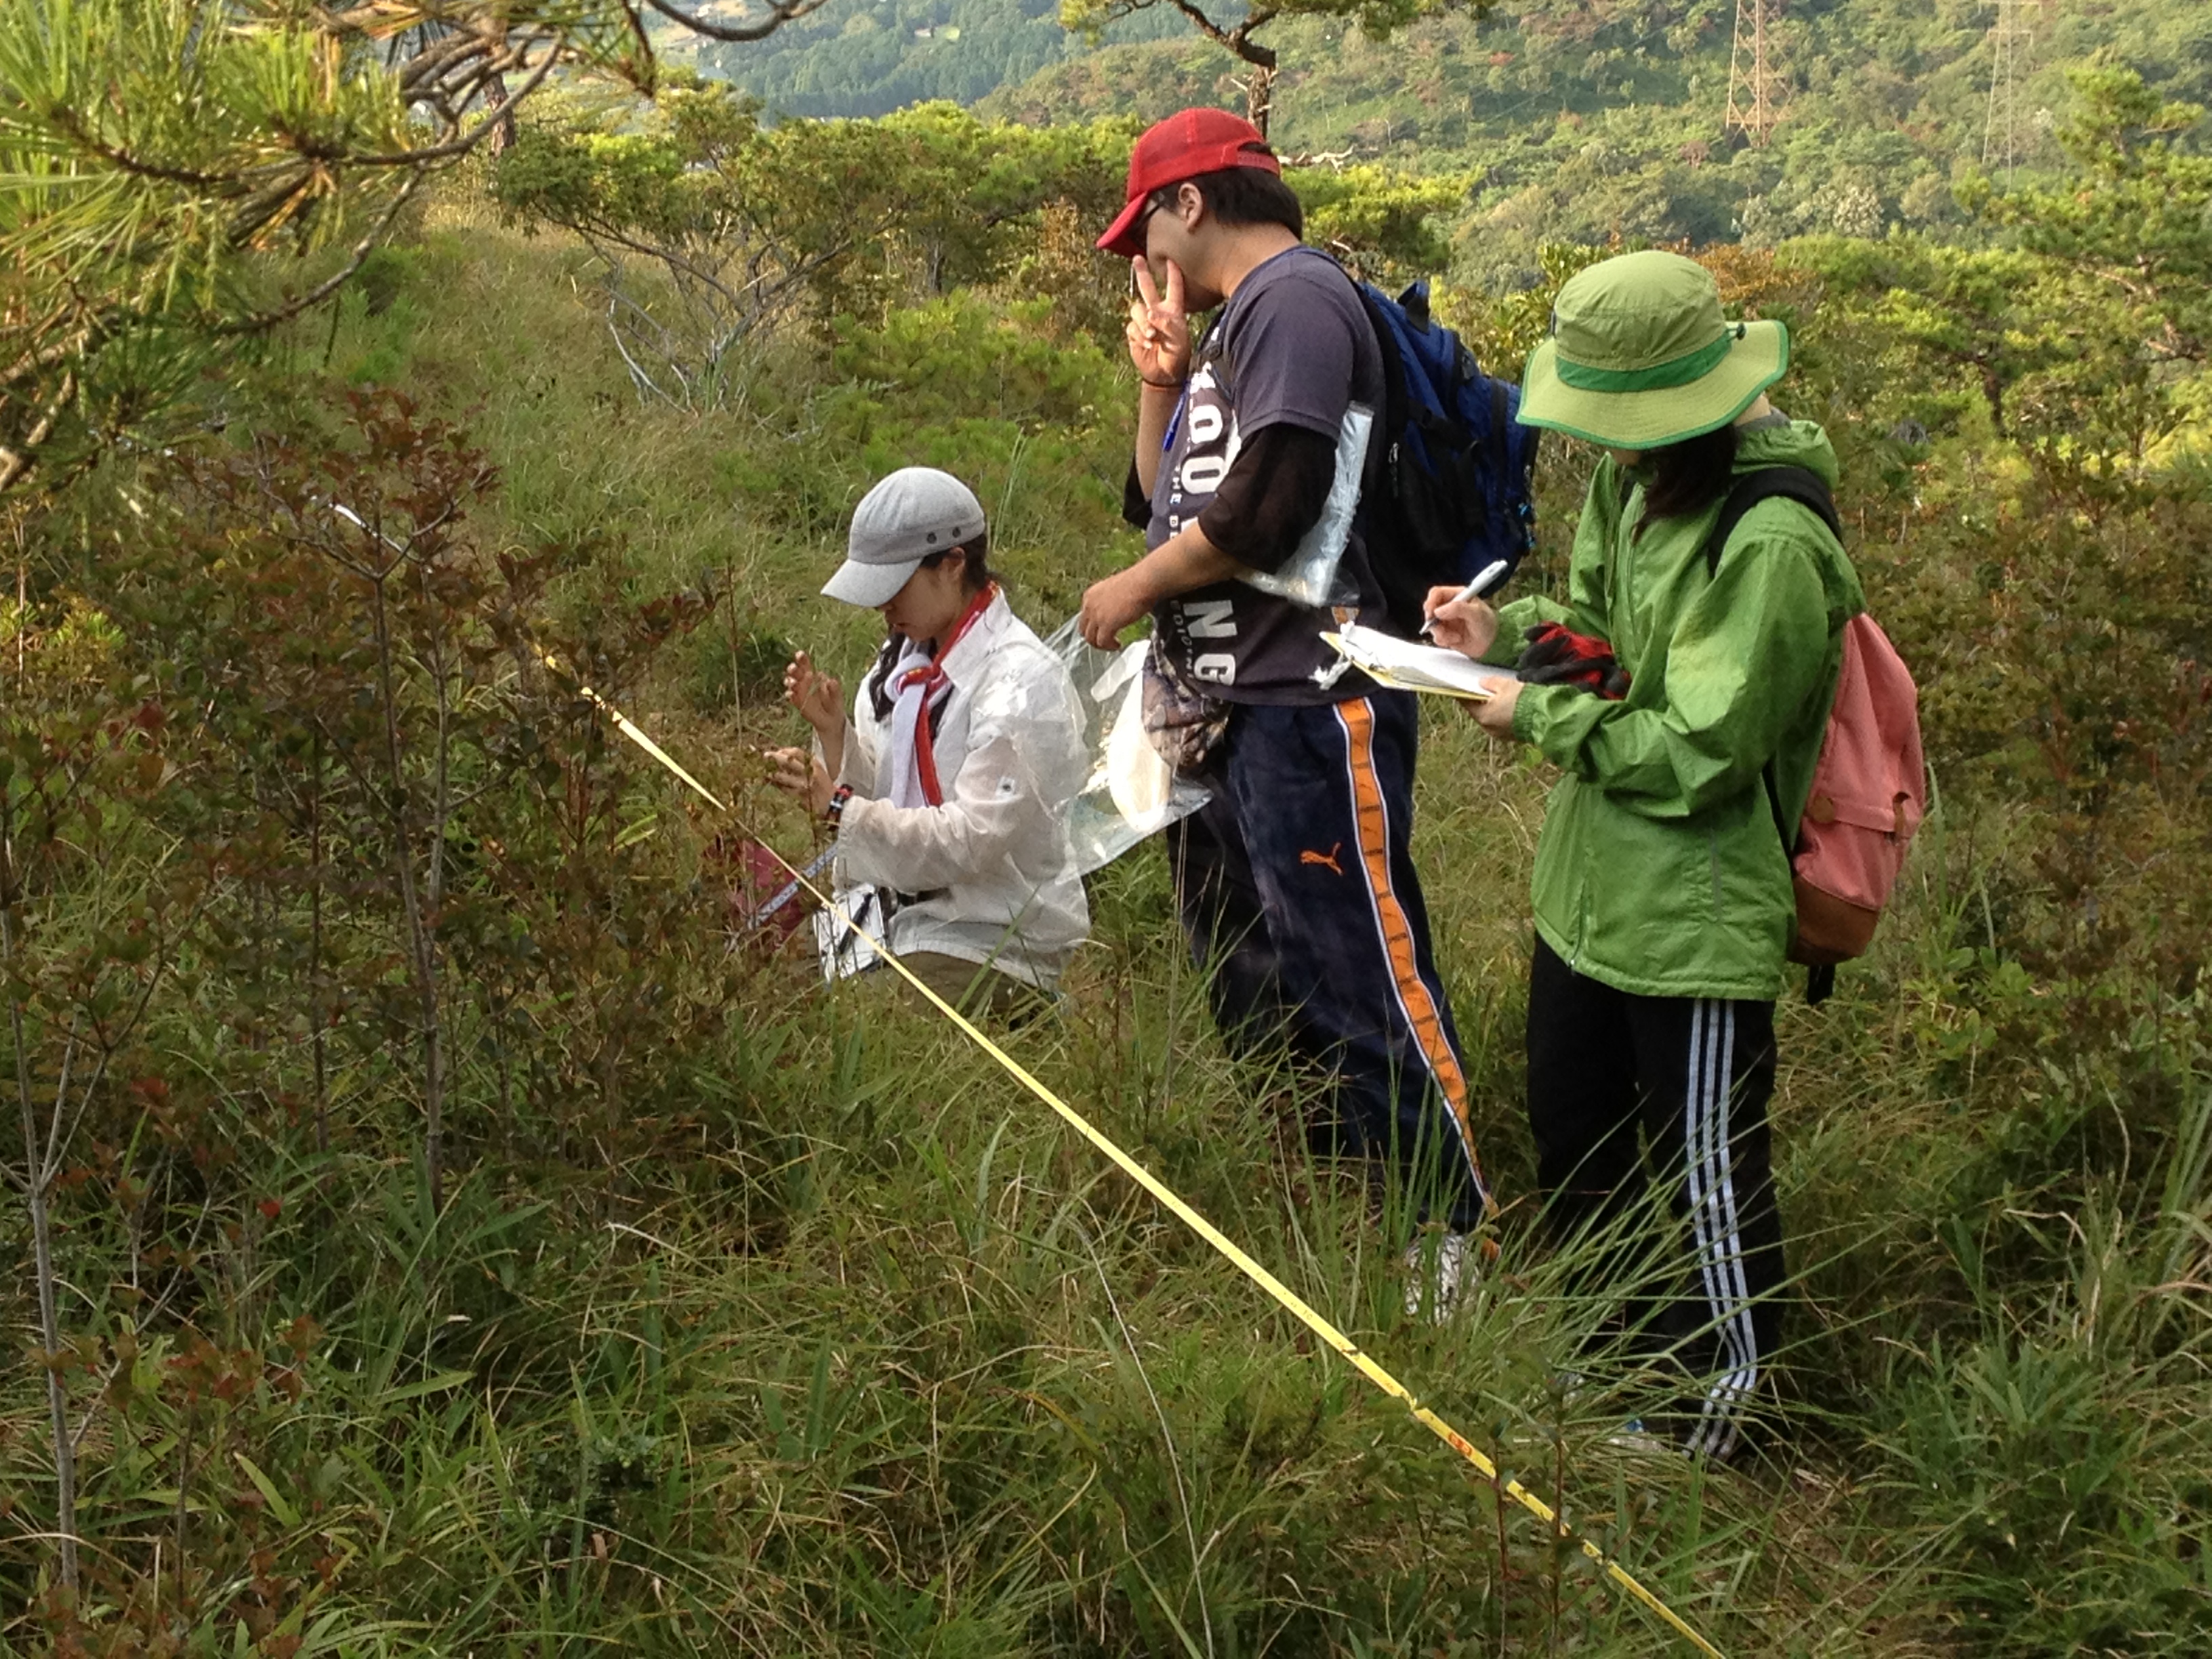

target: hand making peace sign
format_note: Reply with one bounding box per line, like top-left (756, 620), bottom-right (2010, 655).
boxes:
top-left (1126, 257), bottom-right (1191, 388)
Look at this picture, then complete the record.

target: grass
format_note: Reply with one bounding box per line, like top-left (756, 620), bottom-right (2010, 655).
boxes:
top-left (5, 196), bottom-right (2211, 1655)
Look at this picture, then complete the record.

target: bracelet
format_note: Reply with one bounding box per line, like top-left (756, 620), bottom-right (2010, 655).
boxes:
top-left (1140, 375), bottom-right (1184, 391)
top-left (823, 783), bottom-right (854, 825)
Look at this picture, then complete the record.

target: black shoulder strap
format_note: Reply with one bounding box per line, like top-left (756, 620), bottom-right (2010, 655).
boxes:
top-left (1712, 464), bottom-right (1847, 1006)
top-left (1488, 377), bottom-right (1510, 487)
top-left (1353, 282), bottom-right (1410, 499)
top-left (1703, 464), bottom-right (1842, 579)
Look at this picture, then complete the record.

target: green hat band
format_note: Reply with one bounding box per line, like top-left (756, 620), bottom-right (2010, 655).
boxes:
top-left (1552, 327), bottom-right (1740, 394)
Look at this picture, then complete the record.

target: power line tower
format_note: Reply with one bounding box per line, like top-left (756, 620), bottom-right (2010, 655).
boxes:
top-left (1725, 0), bottom-right (1783, 146)
top-left (1982, 0), bottom-right (2027, 173)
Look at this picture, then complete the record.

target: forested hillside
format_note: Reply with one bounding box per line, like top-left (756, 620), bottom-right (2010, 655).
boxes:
top-left (7, 3), bottom-right (2212, 1656)
top-left (705, 0), bottom-right (2212, 283)
top-left (662, 0), bottom-right (1182, 116)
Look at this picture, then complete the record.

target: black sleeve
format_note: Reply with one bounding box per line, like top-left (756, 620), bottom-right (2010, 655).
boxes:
top-left (1122, 460), bottom-right (1153, 533)
top-left (1196, 424), bottom-right (1338, 573)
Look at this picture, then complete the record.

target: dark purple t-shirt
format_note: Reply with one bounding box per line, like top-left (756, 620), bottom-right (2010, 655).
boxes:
top-left (1144, 246), bottom-right (1387, 705)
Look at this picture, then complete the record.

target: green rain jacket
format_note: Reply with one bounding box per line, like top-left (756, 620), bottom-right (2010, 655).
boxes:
top-left (1488, 418), bottom-right (1866, 1002)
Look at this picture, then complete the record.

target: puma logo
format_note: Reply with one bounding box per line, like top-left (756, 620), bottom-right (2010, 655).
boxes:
top-left (1299, 842), bottom-right (1345, 876)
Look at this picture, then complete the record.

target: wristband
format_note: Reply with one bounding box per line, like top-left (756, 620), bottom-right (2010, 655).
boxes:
top-left (823, 783), bottom-right (854, 825)
top-left (1140, 375), bottom-right (1184, 390)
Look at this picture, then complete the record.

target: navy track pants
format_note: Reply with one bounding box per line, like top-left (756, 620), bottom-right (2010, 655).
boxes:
top-left (1166, 691), bottom-right (1489, 1231)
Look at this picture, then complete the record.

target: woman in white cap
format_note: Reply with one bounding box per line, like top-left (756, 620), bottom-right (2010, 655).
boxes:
top-left (768, 467), bottom-right (1090, 1015)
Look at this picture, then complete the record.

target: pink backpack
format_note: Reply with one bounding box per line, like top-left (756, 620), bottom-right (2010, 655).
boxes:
top-left (1784, 613), bottom-right (1926, 968)
top-left (1708, 469), bottom-right (1928, 994)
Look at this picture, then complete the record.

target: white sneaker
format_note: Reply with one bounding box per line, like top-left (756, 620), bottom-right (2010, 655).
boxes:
top-left (1403, 1229), bottom-right (1479, 1322)
top-left (1605, 1416), bottom-right (1679, 1458)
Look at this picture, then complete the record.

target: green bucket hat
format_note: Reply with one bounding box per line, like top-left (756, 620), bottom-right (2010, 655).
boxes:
top-left (1517, 250), bottom-right (1788, 450)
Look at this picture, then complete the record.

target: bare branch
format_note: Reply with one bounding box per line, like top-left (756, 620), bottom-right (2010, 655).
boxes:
top-left (39, 105), bottom-right (232, 190)
top-left (1, 314), bottom-right (98, 397)
top-left (394, 26), bottom-right (493, 98)
top-left (602, 284), bottom-right (684, 407)
top-left (213, 172), bottom-right (426, 337)
top-left (631, 0), bottom-right (837, 45)
top-left (0, 368), bottom-right (80, 499)
top-left (1227, 5), bottom-right (1278, 62)
top-left (1158, 0), bottom-right (1235, 50)
top-left (43, 1012), bottom-right (81, 1176)
top-left (350, 35), bottom-right (564, 167)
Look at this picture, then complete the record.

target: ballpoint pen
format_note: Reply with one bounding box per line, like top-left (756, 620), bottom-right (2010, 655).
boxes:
top-left (1417, 557), bottom-right (1512, 638)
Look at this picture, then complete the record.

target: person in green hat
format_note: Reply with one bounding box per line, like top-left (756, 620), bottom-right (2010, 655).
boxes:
top-left (1425, 249), bottom-right (1867, 1458)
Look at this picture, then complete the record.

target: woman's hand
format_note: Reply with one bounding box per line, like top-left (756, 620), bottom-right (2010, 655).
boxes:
top-left (1127, 258), bottom-right (1191, 388)
top-left (766, 746), bottom-right (834, 817)
top-left (1470, 678), bottom-right (1523, 739)
top-left (783, 651), bottom-right (845, 778)
top-left (784, 651), bottom-right (842, 737)
top-left (1422, 586), bottom-right (1498, 660)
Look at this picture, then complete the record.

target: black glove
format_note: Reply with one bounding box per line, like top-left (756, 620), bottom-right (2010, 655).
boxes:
top-left (1515, 622), bottom-right (1631, 699)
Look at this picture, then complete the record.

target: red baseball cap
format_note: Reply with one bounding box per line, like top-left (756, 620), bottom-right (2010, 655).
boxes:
top-left (1096, 108), bottom-right (1282, 260)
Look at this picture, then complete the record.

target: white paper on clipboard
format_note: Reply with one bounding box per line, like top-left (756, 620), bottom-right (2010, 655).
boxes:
top-left (1320, 623), bottom-right (1521, 701)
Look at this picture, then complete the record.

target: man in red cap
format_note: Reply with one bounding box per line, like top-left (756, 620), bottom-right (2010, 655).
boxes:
top-left (1080, 108), bottom-right (1492, 1312)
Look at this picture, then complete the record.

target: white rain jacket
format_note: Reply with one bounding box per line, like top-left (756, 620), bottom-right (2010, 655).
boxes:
top-left (825, 590), bottom-right (1090, 988)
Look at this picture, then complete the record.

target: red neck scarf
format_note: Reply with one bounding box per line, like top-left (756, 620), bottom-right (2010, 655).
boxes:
top-left (890, 582), bottom-right (998, 807)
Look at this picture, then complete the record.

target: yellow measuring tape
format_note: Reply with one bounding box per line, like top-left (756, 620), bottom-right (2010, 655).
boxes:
top-left (552, 655), bottom-right (1725, 1658)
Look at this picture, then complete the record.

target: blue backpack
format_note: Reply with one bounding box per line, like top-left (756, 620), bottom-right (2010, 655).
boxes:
top-left (1353, 278), bottom-right (1540, 638)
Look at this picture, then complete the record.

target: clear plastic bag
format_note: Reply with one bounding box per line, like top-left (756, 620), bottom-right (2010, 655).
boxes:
top-left (1044, 623), bottom-right (1211, 875)
top-left (1234, 403), bottom-right (1374, 611)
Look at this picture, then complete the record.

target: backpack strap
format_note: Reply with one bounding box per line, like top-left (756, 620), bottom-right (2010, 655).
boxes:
top-left (1702, 470), bottom-right (1847, 813)
top-left (1706, 464), bottom-right (1847, 1008)
top-left (1705, 464), bottom-right (1842, 842)
top-left (1351, 281), bottom-right (1410, 506)
top-left (1702, 464), bottom-right (1842, 579)
top-left (1488, 377), bottom-right (1510, 511)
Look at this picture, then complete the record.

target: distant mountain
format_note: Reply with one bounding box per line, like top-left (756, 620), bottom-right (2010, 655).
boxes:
top-left (699, 0), bottom-right (2210, 138)
top-left (693, 0), bottom-right (2212, 285)
top-left (678, 0), bottom-right (1183, 119)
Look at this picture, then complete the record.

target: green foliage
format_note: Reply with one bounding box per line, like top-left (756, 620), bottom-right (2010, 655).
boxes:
top-left (0, 0), bottom-right (811, 498)
top-left (690, 0), bottom-right (1188, 119)
top-left (0, 0), bottom-right (413, 306)
top-left (10, 57), bottom-right (2212, 1654)
top-left (832, 292), bottom-right (1118, 427)
top-left (1760, 75), bottom-right (2212, 1025)
top-left (1057, 0), bottom-right (1479, 56)
top-left (986, 0), bottom-right (2212, 289)
top-left (1057, 0), bottom-right (1494, 131)
top-left (1434, 241), bottom-right (1607, 374)
top-left (494, 91), bottom-right (1138, 403)
top-left (1873, 1103), bottom-right (2212, 1652)
top-left (0, 0), bottom-right (403, 491)
top-left (1295, 163), bottom-right (1466, 281)
top-left (1791, 238), bottom-right (2070, 439)
top-left (1980, 66), bottom-right (2212, 388)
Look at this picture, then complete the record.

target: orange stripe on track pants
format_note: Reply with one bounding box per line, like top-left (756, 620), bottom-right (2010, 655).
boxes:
top-left (1334, 697), bottom-right (1490, 1201)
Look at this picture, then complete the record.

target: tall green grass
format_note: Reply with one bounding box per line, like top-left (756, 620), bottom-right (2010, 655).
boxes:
top-left (6, 201), bottom-right (2211, 1655)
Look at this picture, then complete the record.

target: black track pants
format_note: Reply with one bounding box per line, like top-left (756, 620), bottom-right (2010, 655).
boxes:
top-left (1525, 935), bottom-right (1784, 1456)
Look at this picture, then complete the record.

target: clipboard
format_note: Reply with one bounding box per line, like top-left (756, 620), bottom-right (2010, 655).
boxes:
top-left (1321, 622), bottom-right (1520, 701)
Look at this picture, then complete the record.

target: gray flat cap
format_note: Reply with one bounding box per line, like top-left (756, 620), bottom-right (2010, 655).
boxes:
top-left (821, 467), bottom-right (987, 608)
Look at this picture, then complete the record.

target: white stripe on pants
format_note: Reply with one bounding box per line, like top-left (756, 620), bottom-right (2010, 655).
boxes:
top-left (1683, 1000), bottom-right (1759, 1458)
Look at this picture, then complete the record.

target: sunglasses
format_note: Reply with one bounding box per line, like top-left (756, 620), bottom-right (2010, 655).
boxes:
top-left (1130, 188), bottom-right (1178, 262)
